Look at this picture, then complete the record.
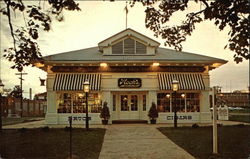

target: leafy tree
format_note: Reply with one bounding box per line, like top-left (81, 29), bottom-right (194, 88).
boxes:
top-left (130, 0), bottom-right (249, 63)
top-left (99, 101), bottom-right (110, 120)
top-left (9, 85), bottom-right (22, 98)
top-left (148, 102), bottom-right (158, 120)
top-left (1, 0), bottom-right (249, 72)
top-left (0, 0), bottom-right (80, 71)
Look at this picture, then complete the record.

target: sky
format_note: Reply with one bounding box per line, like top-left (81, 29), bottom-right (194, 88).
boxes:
top-left (0, 1), bottom-right (249, 98)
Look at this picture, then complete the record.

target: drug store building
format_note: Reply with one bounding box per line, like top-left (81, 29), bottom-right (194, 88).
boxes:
top-left (36, 28), bottom-right (227, 124)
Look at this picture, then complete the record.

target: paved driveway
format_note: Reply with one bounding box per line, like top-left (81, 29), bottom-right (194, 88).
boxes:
top-left (98, 124), bottom-right (194, 159)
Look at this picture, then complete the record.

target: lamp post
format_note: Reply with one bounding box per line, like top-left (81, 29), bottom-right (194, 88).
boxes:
top-left (172, 80), bottom-right (179, 128)
top-left (83, 80), bottom-right (90, 130)
top-left (0, 79), bottom-right (5, 131)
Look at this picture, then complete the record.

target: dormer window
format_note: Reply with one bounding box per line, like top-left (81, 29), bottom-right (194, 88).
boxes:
top-left (112, 38), bottom-right (146, 55)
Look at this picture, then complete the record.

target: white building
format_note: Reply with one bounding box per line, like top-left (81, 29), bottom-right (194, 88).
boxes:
top-left (35, 28), bottom-right (227, 124)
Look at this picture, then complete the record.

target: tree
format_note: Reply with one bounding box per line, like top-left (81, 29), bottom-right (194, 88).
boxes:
top-left (99, 101), bottom-right (110, 120)
top-left (9, 85), bottom-right (22, 98)
top-left (0, 0), bottom-right (80, 71)
top-left (131, 0), bottom-right (249, 63)
top-left (148, 102), bottom-right (159, 120)
top-left (1, 0), bottom-right (249, 71)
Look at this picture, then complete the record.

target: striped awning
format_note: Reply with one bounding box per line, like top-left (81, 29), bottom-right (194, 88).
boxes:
top-left (158, 73), bottom-right (205, 90)
top-left (53, 74), bottom-right (101, 91)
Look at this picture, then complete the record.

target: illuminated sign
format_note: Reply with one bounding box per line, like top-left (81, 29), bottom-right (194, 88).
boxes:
top-left (118, 78), bottom-right (142, 88)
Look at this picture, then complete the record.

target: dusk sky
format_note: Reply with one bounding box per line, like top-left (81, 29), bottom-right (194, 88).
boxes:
top-left (0, 1), bottom-right (249, 98)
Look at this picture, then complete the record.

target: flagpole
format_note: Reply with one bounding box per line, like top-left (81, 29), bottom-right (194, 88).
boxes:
top-left (125, 1), bottom-right (128, 29)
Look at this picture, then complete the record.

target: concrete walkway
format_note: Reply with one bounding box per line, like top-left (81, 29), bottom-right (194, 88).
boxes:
top-left (98, 124), bottom-right (195, 159)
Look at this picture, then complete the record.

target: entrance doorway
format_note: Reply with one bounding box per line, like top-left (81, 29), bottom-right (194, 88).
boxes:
top-left (119, 94), bottom-right (140, 119)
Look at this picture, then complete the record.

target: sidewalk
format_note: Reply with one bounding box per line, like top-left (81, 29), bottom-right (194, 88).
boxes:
top-left (98, 124), bottom-right (195, 159)
top-left (3, 120), bottom-right (46, 129)
top-left (3, 119), bottom-right (248, 129)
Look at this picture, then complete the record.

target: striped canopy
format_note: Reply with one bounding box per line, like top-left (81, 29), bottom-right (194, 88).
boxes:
top-left (53, 73), bottom-right (101, 91)
top-left (158, 73), bottom-right (205, 90)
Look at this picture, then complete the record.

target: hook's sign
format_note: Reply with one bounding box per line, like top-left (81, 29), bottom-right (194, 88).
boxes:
top-left (118, 78), bottom-right (142, 88)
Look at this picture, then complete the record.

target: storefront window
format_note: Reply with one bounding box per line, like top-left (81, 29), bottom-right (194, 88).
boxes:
top-left (157, 93), bottom-right (171, 112)
top-left (57, 92), bottom-right (101, 113)
top-left (157, 93), bottom-right (200, 113)
top-left (175, 93), bottom-right (185, 112)
top-left (58, 93), bottom-right (72, 113)
top-left (186, 93), bottom-right (200, 112)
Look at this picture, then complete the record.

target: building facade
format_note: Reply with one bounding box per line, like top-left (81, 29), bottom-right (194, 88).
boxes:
top-left (217, 92), bottom-right (250, 108)
top-left (36, 29), bottom-right (227, 124)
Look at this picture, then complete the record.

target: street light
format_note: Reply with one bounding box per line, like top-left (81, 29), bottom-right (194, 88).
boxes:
top-left (0, 79), bottom-right (5, 130)
top-left (83, 80), bottom-right (90, 130)
top-left (172, 80), bottom-right (179, 128)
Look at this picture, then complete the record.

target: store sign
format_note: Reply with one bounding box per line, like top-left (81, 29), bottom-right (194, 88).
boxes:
top-left (68, 116), bottom-right (91, 121)
top-left (118, 78), bottom-right (142, 88)
top-left (218, 106), bottom-right (229, 120)
top-left (166, 115), bottom-right (192, 120)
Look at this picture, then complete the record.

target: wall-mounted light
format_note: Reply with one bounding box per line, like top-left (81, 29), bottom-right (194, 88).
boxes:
top-left (83, 80), bottom-right (90, 93)
top-left (100, 63), bottom-right (108, 67)
top-left (181, 94), bottom-right (185, 98)
top-left (172, 80), bottom-right (179, 92)
top-left (166, 94), bottom-right (170, 98)
top-left (152, 62), bottom-right (160, 66)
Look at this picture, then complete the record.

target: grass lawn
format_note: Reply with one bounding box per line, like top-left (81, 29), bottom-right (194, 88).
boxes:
top-left (2, 117), bottom-right (44, 126)
top-left (229, 114), bottom-right (250, 123)
top-left (158, 125), bottom-right (250, 159)
top-left (0, 128), bottom-right (106, 159)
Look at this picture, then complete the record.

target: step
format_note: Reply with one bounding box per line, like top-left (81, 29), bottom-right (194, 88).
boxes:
top-left (112, 120), bottom-right (148, 124)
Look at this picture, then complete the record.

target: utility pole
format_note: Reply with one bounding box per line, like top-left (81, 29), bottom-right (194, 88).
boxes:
top-left (212, 86), bottom-right (218, 154)
top-left (15, 72), bottom-right (28, 118)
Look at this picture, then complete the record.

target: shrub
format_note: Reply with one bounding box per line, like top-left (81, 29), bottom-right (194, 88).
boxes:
top-left (148, 102), bottom-right (158, 120)
top-left (99, 101), bottom-right (110, 120)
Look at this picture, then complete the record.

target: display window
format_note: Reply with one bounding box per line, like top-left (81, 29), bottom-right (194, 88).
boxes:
top-left (57, 92), bottom-right (101, 113)
top-left (157, 93), bottom-right (200, 113)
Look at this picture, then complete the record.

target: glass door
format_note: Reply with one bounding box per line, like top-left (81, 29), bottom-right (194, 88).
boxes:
top-left (120, 94), bottom-right (139, 119)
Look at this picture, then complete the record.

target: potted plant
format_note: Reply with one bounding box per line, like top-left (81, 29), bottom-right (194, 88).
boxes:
top-left (99, 101), bottom-right (110, 125)
top-left (148, 102), bottom-right (158, 124)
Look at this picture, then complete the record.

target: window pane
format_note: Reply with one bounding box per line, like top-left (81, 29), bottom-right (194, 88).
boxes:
top-left (72, 93), bottom-right (85, 113)
top-left (131, 95), bottom-right (138, 111)
top-left (112, 41), bottom-right (123, 54)
top-left (124, 38), bottom-right (135, 54)
top-left (113, 95), bottom-right (116, 111)
top-left (58, 93), bottom-right (72, 113)
top-left (136, 41), bottom-right (146, 54)
top-left (89, 93), bottom-right (102, 113)
top-left (175, 93), bottom-right (185, 112)
top-left (121, 95), bottom-right (129, 111)
top-left (157, 93), bottom-right (171, 112)
top-left (143, 95), bottom-right (146, 111)
top-left (186, 93), bottom-right (200, 112)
